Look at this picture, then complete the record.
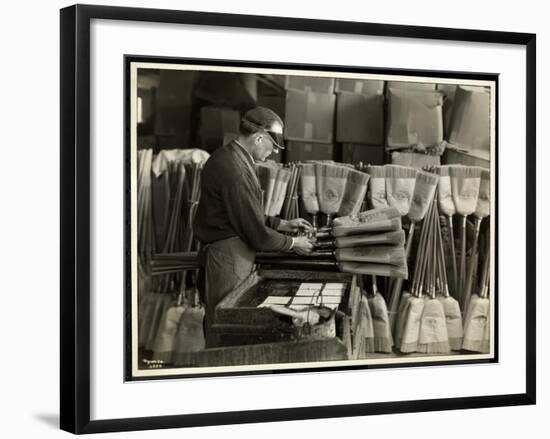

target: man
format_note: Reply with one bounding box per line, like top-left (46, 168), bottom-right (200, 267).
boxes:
top-left (194, 106), bottom-right (314, 347)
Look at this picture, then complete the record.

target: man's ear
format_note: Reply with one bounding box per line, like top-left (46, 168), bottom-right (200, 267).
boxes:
top-left (254, 133), bottom-right (264, 144)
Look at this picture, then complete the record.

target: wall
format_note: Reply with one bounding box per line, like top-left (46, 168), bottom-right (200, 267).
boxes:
top-left (0, 0), bottom-right (546, 438)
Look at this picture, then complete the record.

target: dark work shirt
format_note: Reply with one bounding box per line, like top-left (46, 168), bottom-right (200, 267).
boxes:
top-left (194, 141), bottom-right (292, 252)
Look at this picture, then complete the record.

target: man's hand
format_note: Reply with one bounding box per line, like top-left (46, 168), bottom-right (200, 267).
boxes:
top-left (278, 218), bottom-right (314, 234)
top-left (292, 236), bottom-right (314, 255)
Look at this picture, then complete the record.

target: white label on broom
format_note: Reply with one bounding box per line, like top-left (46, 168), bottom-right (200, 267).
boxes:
top-left (354, 81), bottom-right (364, 94)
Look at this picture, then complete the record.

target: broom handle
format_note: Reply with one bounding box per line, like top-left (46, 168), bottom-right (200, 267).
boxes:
top-left (412, 199), bottom-right (434, 296)
top-left (480, 234), bottom-right (491, 298)
top-left (418, 198), bottom-right (437, 298)
top-left (447, 215), bottom-right (458, 296)
top-left (387, 221), bottom-right (415, 329)
top-left (436, 207), bottom-right (450, 297)
top-left (459, 215), bottom-right (467, 301)
top-left (462, 217), bottom-right (482, 309)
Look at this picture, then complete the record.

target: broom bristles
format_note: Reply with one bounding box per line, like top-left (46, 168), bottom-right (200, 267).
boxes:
top-left (415, 170), bottom-right (440, 186)
top-left (332, 217), bottom-right (402, 237)
top-left (335, 229), bottom-right (406, 247)
top-left (335, 245), bottom-right (406, 266)
top-left (347, 168), bottom-right (371, 185)
top-left (448, 165), bottom-right (482, 179)
top-left (435, 165), bottom-right (450, 177)
top-left (399, 297), bottom-right (425, 353)
top-left (366, 165), bottom-right (386, 178)
top-left (300, 163), bottom-right (315, 177)
top-left (480, 168), bottom-right (490, 181)
top-left (385, 164), bottom-right (418, 179)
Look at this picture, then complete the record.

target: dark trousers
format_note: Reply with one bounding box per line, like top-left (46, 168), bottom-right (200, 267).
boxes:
top-left (199, 237), bottom-right (255, 348)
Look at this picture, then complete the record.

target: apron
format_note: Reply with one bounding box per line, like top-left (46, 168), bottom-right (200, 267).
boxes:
top-left (197, 143), bottom-right (262, 347)
top-left (200, 236), bottom-right (256, 348)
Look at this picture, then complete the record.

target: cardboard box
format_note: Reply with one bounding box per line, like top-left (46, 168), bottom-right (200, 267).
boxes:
top-left (157, 70), bottom-right (196, 100)
top-left (336, 93), bottom-right (384, 144)
top-left (284, 90), bottom-right (335, 143)
top-left (386, 81), bottom-right (437, 93)
top-left (199, 106), bottom-right (241, 151)
top-left (285, 76), bottom-right (335, 94)
top-left (391, 151), bottom-right (441, 168)
top-left (341, 143), bottom-right (385, 166)
top-left (386, 88), bottom-right (444, 148)
top-left (448, 86), bottom-right (491, 152)
top-left (436, 84), bottom-right (457, 139)
top-left (335, 79), bottom-right (384, 96)
top-left (285, 141), bottom-right (334, 162)
top-left (155, 101), bottom-right (193, 136)
top-left (257, 94), bottom-right (286, 120)
top-left (443, 147), bottom-right (490, 169)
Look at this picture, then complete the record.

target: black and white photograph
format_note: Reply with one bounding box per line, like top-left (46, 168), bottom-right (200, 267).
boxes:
top-left (129, 61), bottom-right (496, 379)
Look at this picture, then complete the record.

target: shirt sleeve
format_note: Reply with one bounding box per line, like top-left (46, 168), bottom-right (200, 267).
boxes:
top-left (265, 216), bottom-right (282, 230)
top-left (223, 181), bottom-right (292, 252)
top-left (222, 181), bottom-right (293, 252)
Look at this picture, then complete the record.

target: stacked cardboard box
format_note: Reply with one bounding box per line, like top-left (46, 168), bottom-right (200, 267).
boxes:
top-left (335, 79), bottom-right (384, 145)
top-left (283, 76), bottom-right (336, 162)
top-left (286, 141), bottom-right (334, 162)
top-left (341, 143), bottom-right (385, 166)
top-left (155, 70), bottom-right (196, 144)
top-left (199, 106), bottom-right (240, 152)
top-left (448, 85), bottom-right (491, 153)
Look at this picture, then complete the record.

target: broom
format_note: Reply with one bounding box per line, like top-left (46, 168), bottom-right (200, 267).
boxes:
top-left (354, 294), bottom-right (376, 356)
top-left (318, 217), bottom-right (402, 238)
top-left (388, 170), bottom-right (439, 329)
top-left (335, 245), bottom-right (406, 266)
top-left (367, 276), bottom-right (393, 353)
top-left (315, 230), bottom-right (406, 249)
top-left (333, 206), bottom-right (401, 228)
top-left (436, 165), bottom-right (458, 295)
top-left (338, 169), bottom-right (371, 217)
top-left (462, 238), bottom-right (490, 353)
top-left (315, 163), bottom-right (350, 226)
top-left (399, 197), bottom-right (437, 353)
top-left (256, 162), bottom-right (278, 215)
top-left (417, 197), bottom-right (450, 354)
top-left (434, 201), bottom-right (463, 351)
top-left (269, 167), bottom-right (291, 216)
top-left (384, 165), bottom-right (418, 217)
top-left (449, 165), bottom-right (482, 302)
top-left (462, 168), bottom-right (490, 310)
top-left (338, 261), bottom-right (408, 279)
top-left (299, 163), bottom-right (321, 228)
top-left (173, 302), bottom-right (206, 355)
top-left (394, 193), bottom-right (434, 348)
top-left (366, 165), bottom-right (388, 209)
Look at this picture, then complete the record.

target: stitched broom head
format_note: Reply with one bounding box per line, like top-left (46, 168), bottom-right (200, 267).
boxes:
top-left (332, 216), bottom-right (402, 237)
top-left (449, 165), bottom-right (482, 216)
top-left (462, 297), bottom-right (489, 352)
top-left (435, 165), bottom-right (456, 216)
top-left (299, 164), bottom-right (320, 214)
top-left (368, 293), bottom-right (393, 353)
top-left (315, 164), bottom-right (350, 215)
top-left (335, 229), bottom-right (406, 248)
top-left (333, 206), bottom-right (401, 227)
top-left (438, 295), bottom-right (463, 351)
top-left (474, 168), bottom-right (491, 219)
top-left (417, 298), bottom-right (450, 353)
top-left (399, 296), bottom-right (425, 353)
top-left (367, 165), bottom-right (388, 209)
top-left (338, 261), bottom-right (408, 279)
top-left (385, 165), bottom-right (418, 216)
top-left (338, 169), bottom-right (370, 217)
top-left (408, 171), bottom-right (439, 223)
top-left (335, 245), bottom-right (406, 266)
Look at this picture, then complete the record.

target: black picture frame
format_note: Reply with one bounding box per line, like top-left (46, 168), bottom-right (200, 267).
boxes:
top-left (60, 4), bottom-right (536, 434)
